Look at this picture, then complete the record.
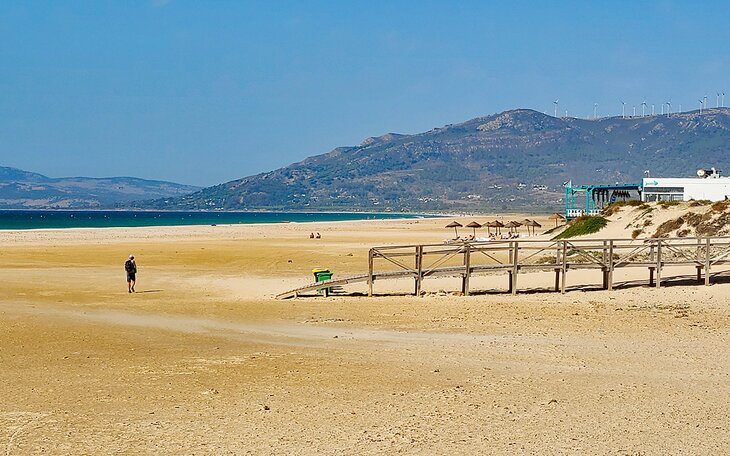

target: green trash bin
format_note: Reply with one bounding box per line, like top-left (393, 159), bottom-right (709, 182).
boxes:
top-left (312, 268), bottom-right (333, 296)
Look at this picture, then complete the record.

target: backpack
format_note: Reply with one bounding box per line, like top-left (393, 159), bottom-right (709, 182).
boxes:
top-left (125, 260), bottom-right (135, 273)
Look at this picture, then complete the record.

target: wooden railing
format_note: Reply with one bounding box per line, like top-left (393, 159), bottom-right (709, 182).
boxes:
top-left (366, 237), bottom-right (730, 296)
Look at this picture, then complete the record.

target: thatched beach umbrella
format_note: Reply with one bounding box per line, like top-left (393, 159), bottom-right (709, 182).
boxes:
top-left (522, 219), bottom-right (542, 235)
top-left (466, 221), bottom-right (482, 237)
top-left (486, 220), bottom-right (504, 234)
top-left (549, 213), bottom-right (566, 227)
top-left (518, 219), bottom-right (533, 234)
top-left (445, 221), bottom-right (463, 238)
top-left (504, 221), bottom-right (522, 233)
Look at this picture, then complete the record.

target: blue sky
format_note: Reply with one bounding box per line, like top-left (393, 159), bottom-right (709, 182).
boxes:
top-left (1, 1), bottom-right (729, 186)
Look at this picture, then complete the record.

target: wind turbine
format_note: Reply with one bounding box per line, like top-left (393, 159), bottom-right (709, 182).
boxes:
top-left (633, 105), bottom-right (636, 117)
top-left (593, 102), bottom-right (598, 119)
top-left (718, 92), bottom-right (721, 108)
top-left (651, 104), bottom-right (655, 116)
top-left (661, 103), bottom-right (664, 115)
top-left (723, 92), bottom-right (726, 108)
top-left (641, 100), bottom-right (647, 117)
top-left (554, 100), bottom-right (559, 117)
top-left (704, 95), bottom-right (708, 110)
top-left (620, 100), bottom-right (626, 118)
top-left (699, 99), bottom-right (704, 114)
top-left (666, 100), bottom-right (672, 116)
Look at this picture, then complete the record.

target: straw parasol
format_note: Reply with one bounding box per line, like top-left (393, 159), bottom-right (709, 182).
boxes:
top-left (485, 220), bottom-right (504, 234)
top-left (522, 219), bottom-right (542, 235)
top-left (466, 221), bottom-right (482, 237)
top-left (518, 219), bottom-right (533, 234)
top-left (504, 220), bottom-right (522, 233)
top-left (549, 213), bottom-right (566, 227)
top-left (445, 221), bottom-right (463, 238)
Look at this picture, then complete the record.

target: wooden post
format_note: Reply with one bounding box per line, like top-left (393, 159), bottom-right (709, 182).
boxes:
top-left (415, 245), bottom-right (423, 297)
top-left (367, 248), bottom-right (374, 297)
top-left (462, 244), bottom-right (471, 296)
top-left (648, 244), bottom-right (655, 287)
top-left (511, 241), bottom-right (519, 295)
top-left (607, 240), bottom-right (614, 291)
top-left (655, 240), bottom-right (662, 288)
top-left (508, 242), bottom-right (513, 293)
top-left (705, 237), bottom-right (711, 286)
top-left (602, 240), bottom-right (608, 289)
top-left (554, 243), bottom-right (561, 291)
top-left (560, 241), bottom-right (567, 294)
top-left (696, 238), bottom-right (703, 283)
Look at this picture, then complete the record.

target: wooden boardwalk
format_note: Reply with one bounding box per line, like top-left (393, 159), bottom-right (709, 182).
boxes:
top-left (276, 236), bottom-right (730, 299)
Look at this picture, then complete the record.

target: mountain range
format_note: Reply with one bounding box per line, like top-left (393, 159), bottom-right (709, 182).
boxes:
top-left (133, 108), bottom-right (730, 212)
top-left (0, 167), bottom-right (199, 209)
top-left (6, 108), bottom-right (730, 212)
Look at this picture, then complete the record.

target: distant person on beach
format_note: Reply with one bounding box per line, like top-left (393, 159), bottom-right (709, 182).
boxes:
top-left (125, 255), bottom-right (137, 293)
top-left (315, 232), bottom-right (321, 239)
top-left (309, 232), bottom-right (315, 239)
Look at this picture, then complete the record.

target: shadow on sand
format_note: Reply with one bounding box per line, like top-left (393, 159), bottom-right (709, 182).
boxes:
top-left (290, 271), bottom-right (730, 299)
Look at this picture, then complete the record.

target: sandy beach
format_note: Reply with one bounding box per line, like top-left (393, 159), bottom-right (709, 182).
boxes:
top-left (3, 216), bottom-right (730, 454)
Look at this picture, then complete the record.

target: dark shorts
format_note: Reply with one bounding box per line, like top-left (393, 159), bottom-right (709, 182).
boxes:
top-left (127, 273), bottom-right (136, 281)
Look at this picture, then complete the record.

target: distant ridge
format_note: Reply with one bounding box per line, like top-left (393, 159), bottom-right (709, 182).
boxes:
top-left (135, 108), bottom-right (730, 212)
top-left (0, 166), bottom-right (200, 209)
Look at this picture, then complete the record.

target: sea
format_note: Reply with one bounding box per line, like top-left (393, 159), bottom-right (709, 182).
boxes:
top-left (0, 210), bottom-right (425, 230)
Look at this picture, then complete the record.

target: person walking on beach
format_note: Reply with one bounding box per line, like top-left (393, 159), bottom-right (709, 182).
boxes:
top-left (125, 255), bottom-right (137, 293)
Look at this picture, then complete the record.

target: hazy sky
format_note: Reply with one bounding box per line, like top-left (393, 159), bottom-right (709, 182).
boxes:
top-left (2, 1), bottom-right (730, 186)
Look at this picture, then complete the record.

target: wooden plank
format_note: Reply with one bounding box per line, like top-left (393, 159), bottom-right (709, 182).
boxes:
top-left (649, 244), bottom-right (655, 287)
top-left (706, 237), bottom-right (711, 286)
top-left (462, 244), bottom-right (471, 296)
top-left (607, 240), bottom-right (614, 291)
top-left (415, 245), bottom-right (423, 296)
top-left (368, 249), bottom-right (374, 297)
top-left (554, 244), bottom-right (561, 291)
top-left (601, 240), bottom-right (608, 289)
top-left (511, 241), bottom-right (519, 295)
top-left (656, 241), bottom-right (662, 288)
top-left (560, 241), bottom-right (567, 294)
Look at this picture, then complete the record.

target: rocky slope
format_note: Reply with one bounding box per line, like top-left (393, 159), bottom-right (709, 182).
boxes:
top-left (0, 166), bottom-right (200, 209)
top-left (136, 108), bottom-right (730, 212)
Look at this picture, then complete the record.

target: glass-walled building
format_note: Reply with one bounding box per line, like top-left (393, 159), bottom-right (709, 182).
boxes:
top-left (642, 175), bottom-right (730, 202)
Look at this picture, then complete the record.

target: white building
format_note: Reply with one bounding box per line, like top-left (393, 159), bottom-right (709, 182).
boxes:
top-left (642, 169), bottom-right (730, 202)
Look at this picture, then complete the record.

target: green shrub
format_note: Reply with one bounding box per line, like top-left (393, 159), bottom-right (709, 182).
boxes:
top-left (553, 216), bottom-right (608, 239)
top-left (542, 225), bottom-right (564, 235)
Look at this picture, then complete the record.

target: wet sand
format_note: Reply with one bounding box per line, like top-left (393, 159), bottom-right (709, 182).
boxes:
top-left (2, 217), bottom-right (730, 454)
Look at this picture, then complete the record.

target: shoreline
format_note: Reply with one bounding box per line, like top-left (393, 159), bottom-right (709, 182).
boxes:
top-left (0, 209), bottom-right (437, 231)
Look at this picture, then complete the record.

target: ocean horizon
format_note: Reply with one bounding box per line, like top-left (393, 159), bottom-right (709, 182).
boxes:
top-left (0, 209), bottom-right (425, 230)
